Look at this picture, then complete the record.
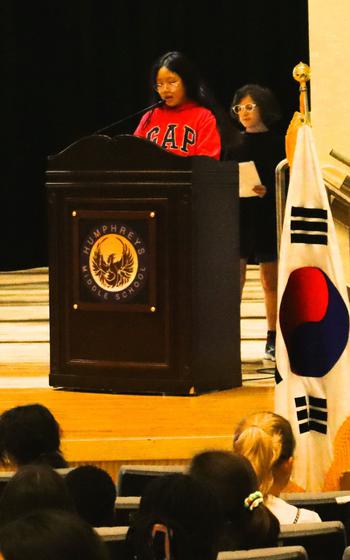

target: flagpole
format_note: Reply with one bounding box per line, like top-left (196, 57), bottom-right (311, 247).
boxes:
top-left (276, 66), bottom-right (350, 491)
top-left (278, 62), bottom-right (312, 249)
top-left (292, 62), bottom-right (311, 124)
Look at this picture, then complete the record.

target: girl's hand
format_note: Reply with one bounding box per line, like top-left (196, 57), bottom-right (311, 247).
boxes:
top-left (253, 184), bottom-right (267, 198)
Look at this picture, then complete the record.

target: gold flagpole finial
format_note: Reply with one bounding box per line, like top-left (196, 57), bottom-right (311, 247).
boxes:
top-left (292, 62), bottom-right (311, 124)
top-left (285, 63), bottom-right (311, 167)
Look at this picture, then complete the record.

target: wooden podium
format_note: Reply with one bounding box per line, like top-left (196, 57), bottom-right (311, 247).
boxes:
top-left (46, 135), bottom-right (241, 395)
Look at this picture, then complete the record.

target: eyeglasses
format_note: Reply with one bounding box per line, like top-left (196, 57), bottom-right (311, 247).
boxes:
top-left (154, 80), bottom-right (181, 92)
top-left (232, 103), bottom-right (257, 114)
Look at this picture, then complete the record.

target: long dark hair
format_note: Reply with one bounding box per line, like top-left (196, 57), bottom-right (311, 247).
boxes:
top-left (150, 51), bottom-right (211, 107)
top-left (189, 450), bottom-right (280, 551)
top-left (126, 473), bottom-right (222, 560)
top-left (148, 51), bottom-right (239, 158)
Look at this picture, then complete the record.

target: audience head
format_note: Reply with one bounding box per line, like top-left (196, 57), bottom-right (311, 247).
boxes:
top-left (0, 404), bottom-right (67, 468)
top-left (0, 464), bottom-right (75, 526)
top-left (233, 411), bottom-right (296, 496)
top-left (65, 465), bottom-right (117, 527)
top-left (231, 84), bottom-right (281, 128)
top-left (127, 472), bottom-right (222, 560)
top-left (0, 509), bottom-right (109, 560)
top-left (189, 450), bottom-right (279, 550)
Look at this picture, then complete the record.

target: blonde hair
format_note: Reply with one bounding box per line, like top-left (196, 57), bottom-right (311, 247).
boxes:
top-left (233, 412), bottom-right (295, 497)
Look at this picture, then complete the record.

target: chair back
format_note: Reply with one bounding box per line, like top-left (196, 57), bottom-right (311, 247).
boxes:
top-left (114, 495), bottom-right (140, 525)
top-left (0, 471), bottom-right (15, 497)
top-left (95, 526), bottom-right (128, 560)
top-left (117, 464), bottom-right (186, 496)
top-left (218, 546), bottom-right (308, 560)
top-left (279, 520), bottom-right (346, 560)
top-left (282, 491), bottom-right (350, 540)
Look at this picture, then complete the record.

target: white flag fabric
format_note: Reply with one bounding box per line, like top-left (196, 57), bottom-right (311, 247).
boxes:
top-left (275, 124), bottom-right (350, 491)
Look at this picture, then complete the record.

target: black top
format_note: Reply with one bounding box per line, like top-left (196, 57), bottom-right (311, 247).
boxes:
top-left (231, 130), bottom-right (285, 263)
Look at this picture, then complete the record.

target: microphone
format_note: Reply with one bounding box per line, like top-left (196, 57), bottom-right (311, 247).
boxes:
top-left (93, 99), bottom-right (165, 136)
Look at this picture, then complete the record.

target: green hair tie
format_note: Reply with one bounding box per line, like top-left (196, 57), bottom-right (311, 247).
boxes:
top-left (244, 491), bottom-right (264, 511)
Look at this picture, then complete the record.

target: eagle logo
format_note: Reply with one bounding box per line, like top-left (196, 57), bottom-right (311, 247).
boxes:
top-left (89, 235), bottom-right (137, 292)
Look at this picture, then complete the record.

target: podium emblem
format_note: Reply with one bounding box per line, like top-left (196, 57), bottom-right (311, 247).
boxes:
top-left (81, 223), bottom-right (147, 303)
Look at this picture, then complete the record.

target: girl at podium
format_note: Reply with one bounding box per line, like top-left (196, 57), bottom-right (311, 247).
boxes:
top-left (134, 51), bottom-right (235, 160)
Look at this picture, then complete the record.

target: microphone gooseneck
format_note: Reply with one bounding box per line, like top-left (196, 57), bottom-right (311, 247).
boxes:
top-left (94, 99), bottom-right (165, 136)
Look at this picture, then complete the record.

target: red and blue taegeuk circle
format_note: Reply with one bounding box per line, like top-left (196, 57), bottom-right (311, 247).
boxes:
top-left (279, 267), bottom-right (349, 377)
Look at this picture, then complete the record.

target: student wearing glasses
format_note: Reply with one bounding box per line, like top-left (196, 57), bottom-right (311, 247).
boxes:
top-left (231, 84), bottom-right (285, 361)
top-left (134, 51), bottom-right (236, 160)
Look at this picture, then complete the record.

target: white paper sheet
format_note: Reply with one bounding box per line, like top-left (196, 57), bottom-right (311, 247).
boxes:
top-left (239, 161), bottom-right (261, 197)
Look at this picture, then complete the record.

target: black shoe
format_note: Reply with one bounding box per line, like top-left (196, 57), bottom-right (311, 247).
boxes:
top-left (264, 340), bottom-right (275, 361)
top-left (264, 330), bottom-right (276, 361)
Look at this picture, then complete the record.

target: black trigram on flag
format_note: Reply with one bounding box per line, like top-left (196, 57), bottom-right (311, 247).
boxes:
top-left (290, 206), bottom-right (328, 245)
top-left (295, 395), bottom-right (328, 434)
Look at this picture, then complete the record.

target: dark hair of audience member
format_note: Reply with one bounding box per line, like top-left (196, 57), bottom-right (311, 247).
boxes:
top-left (0, 404), bottom-right (67, 468)
top-left (189, 450), bottom-right (280, 550)
top-left (126, 473), bottom-right (222, 560)
top-left (0, 509), bottom-right (109, 560)
top-left (65, 465), bottom-right (117, 527)
top-left (0, 464), bottom-right (75, 526)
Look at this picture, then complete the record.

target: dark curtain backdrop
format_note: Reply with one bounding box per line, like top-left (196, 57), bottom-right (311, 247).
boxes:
top-left (1, 1), bottom-right (309, 270)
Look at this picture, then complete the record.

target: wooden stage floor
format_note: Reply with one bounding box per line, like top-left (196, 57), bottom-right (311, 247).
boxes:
top-left (0, 364), bottom-right (274, 479)
top-left (0, 266), bottom-right (274, 479)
